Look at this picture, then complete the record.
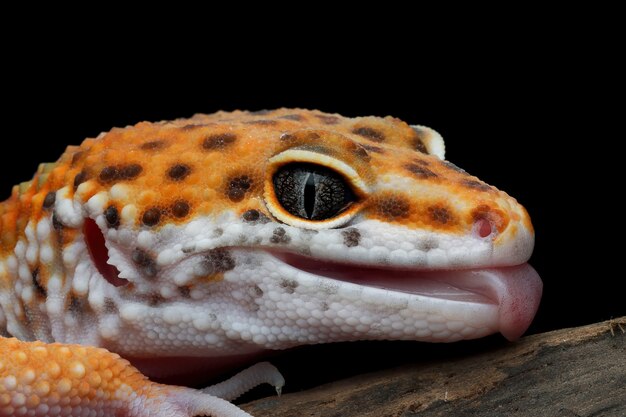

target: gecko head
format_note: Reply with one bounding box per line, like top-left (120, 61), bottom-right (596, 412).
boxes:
top-left (37, 110), bottom-right (541, 365)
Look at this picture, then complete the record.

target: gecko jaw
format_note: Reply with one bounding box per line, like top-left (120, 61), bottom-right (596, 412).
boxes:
top-left (83, 209), bottom-right (540, 345)
top-left (270, 250), bottom-right (543, 341)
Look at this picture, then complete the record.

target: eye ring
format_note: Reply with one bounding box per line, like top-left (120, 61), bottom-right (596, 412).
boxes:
top-left (264, 149), bottom-right (368, 229)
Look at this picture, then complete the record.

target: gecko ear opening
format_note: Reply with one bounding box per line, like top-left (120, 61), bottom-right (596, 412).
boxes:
top-left (84, 218), bottom-right (129, 287)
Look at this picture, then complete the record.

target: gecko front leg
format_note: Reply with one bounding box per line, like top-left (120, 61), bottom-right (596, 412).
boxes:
top-left (0, 337), bottom-right (282, 417)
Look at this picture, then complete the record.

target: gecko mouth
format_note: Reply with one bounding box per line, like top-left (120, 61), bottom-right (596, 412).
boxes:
top-left (271, 251), bottom-right (543, 341)
top-left (85, 218), bottom-right (542, 341)
top-left (85, 219), bottom-right (129, 287)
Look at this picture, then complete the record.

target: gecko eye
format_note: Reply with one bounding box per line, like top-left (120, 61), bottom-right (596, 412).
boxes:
top-left (264, 149), bottom-right (368, 229)
top-left (273, 163), bottom-right (356, 220)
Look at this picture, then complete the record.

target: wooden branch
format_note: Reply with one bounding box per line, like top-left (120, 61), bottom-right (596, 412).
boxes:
top-left (242, 317), bottom-right (626, 417)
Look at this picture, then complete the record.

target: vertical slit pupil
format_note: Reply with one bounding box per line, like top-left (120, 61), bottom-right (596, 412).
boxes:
top-left (303, 172), bottom-right (316, 219)
top-left (273, 162), bottom-right (358, 221)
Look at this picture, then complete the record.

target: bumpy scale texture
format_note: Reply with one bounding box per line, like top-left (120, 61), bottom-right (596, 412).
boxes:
top-left (0, 109), bottom-right (536, 416)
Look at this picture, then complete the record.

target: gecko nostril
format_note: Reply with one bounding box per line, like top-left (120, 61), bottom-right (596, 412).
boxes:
top-left (474, 218), bottom-right (494, 239)
top-left (84, 218), bottom-right (129, 287)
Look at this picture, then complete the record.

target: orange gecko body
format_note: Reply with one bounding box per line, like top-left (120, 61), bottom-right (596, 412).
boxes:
top-left (0, 109), bottom-right (540, 417)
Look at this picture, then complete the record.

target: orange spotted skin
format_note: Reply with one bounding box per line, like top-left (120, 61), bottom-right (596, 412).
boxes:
top-left (0, 109), bottom-right (535, 416)
top-left (0, 108), bottom-right (513, 246)
top-left (0, 337), bottom-right (149, 415)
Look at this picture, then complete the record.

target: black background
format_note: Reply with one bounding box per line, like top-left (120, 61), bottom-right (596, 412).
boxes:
top-left (2, 28), bottom-right (622, 394)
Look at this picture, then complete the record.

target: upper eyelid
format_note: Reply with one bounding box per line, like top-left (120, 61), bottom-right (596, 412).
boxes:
top-left (267, 149), bottom-right (369, 196)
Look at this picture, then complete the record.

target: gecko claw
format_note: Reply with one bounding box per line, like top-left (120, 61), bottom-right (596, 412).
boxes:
top-left (202, 361), bottom-right (285, 401)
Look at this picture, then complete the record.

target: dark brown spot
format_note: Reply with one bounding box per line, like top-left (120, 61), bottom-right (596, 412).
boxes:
top-left (99, 166), bottom-right (118, 182)
top-left (32, 268), bottom-right (46, 297)
top-left (280, 278), bottom-right (298, 294)
top-left (405, 163), bottom-right (438, 178)
top-left (142, 207), bottom-right (162, 226)
top-left (462, 179), bottom-right (492, 192)
top-left (132, 249), bottom-right (157, 278)
top-left (280, 114), bottom-right (304, 121)
top-left (352, 127), bottom-right (385, 142)
top-left (270, 227), bottom-right (291, 244)
top-left (105, 206), bottom-right (120, 228)
top-left (429, 206), bottom-right (453, 224)
top-left (140, 140), bottom-right (166, 150)
top-left (200, 248), bottom-right (236, 275)
top-left (228, 189), bottom-right (244, 202)
top-left (202, 133), bottom-right (237, 150)
top-left (242, 209), bottom-right (269, 223)
top-left (99, 164), bottom-right (142, 183)
top-left (315, 114), bottom-right (340, 125)
top-left (171, 200), bottom-right (190, 218)
top-left (252, 285), bottom-right (264, 297)
top-left (119, 164), bottom-right (142, 180)
top-left (443, 161), bottom-right (466, 174)
top-left (148, 293), bottom-right (165, 306)
top-left (242, 209), bottom-right (259, 222)
top-left (73, 170), bottom-right (88, 191)
top-left (43, 192), bottom-right (56, 209)
top-left (131, 249), bottom-right (151, 265)
top-left (279, 133), bottom-right (297, 142)
top-left (227, 175), bottom-right (253, 202)
top-left (244, 119), bottom-right (278, 126)
top-left (376, 196), bottom-right (410, 220)
top-left (360, 144), bottom-right (385, 154)
top-left (167, 164), bottom-right (191, 181)
top-left (342, 228), bottom-right (361, 247)
top-left (52, 213), bottom-right (63, 230)
top-left (178, 286), bottom-right (191, 298)
top-left (71, 151), bottom-right (84, 166)
top-left (68, 295), bottom-right (83, 314)
top-left (104, 298), bottom-right (118, 314)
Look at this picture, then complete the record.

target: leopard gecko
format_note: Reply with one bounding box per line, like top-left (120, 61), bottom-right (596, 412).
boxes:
top-left (0, 109), bottom-right (542, 416)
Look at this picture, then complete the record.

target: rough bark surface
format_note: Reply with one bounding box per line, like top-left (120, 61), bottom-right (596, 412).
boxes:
top-left (242, 317), bottom-right (626, 417)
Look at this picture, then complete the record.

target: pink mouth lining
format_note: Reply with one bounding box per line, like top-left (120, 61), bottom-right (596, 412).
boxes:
top-left (273, 252), bottom-right (543, 341)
